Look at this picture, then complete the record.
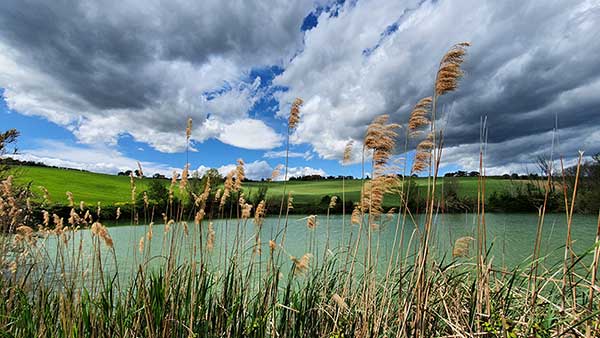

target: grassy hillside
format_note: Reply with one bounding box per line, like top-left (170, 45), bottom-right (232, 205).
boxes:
top-left (10, 165), bottom-right (518, 207)
top-left (11, 166), bottom-right (153, 205)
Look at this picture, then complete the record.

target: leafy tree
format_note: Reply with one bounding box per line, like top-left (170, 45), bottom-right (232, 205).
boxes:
top-left (203, 168), bottom-right (223, 185)
top-left (146, 179), bottom-right (169, 206)
top-left (0, 129), bottom-right (20, 178)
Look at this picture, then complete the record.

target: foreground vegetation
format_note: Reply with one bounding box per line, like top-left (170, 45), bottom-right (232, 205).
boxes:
top-left (1, 43), bottom-right (599, 337)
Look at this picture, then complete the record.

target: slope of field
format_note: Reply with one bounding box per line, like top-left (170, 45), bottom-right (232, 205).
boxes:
top-left (11, 166), bottom-right (152, 205)
top-left (9, 165), bottom-right (520, 207)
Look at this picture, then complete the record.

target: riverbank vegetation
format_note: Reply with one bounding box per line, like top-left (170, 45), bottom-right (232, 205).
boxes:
top-left (1, 43), bottom-right (599, 337)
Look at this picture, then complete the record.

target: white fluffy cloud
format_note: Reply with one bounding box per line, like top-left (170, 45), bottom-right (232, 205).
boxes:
top-left (283, 166), bottom-right (327, 180)
top-left (217, 119), bottom-right (283, 149)
top-left (197, 160), bottom-right (326, 181)
top-left (263, 149), bottom-right (312, 160)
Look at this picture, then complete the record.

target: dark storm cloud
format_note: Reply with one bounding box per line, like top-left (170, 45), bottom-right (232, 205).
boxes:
top-left (275, 0), bottom-right (600, 171)
top-left (0, 1), bottom-right (158, 109)
top-left (0, 0), bottom-right (309, 110)
top-left (0, 0), bottom-right (313, 152)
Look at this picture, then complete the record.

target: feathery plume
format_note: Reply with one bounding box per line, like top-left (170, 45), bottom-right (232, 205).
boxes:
top-left (68, 208), bottom-right (81, 226)
top-left (147, 222), bottom-right (154, 241)
top-left (288, 98), bottom-right (303, 130)
top-left (42, 210), bottom-right (50, 227)
top-left (186, 117), bottom-right (193, 140)
top-left (66, 191), bottom-right (74, 207)
top-left (180, 163), bottom-right (189, 192)
top-left (453, 236), bottom-right (474, 258)
top-left (138, 237), bottom-right (144, 254)
top-left (136, 161), bottom-right (144, 178)
top-left (83, 210), bottom-right (92, 224)
top-left (408, 97), bottom-right (432, 136)
top-left (361, 176), bottom-right (397, 219)
top-left (169, 170), bottom-right (179, 203)
top-left (220, 170), bottom-right (235, 208)
top-left (240, 195), bottom-right (253, 219)
top-left (329, 196), bottom-right (338, 209)
top-left (194, 209), bottom-right (205, 225)
top-left (165, 219), bottom-right (174, 233)
top-left (91, 222), bottom-right (113, 248)
top-left (116, 207), bottom-right (121, 220)
top-left (16, 225), bottom-right (34, 238)
top-left (364, 115), bottom-right (400, 172)
top-left (234, 159), bottom-right (245, 191)
top-left (270, 164), bottom-right (283, 181)
top-left (39, 186), bottom-right (51, 202)
top-left (411, 133), bottom-right (435, 174)
top-left (198, 176), bottom-right (211, 206)
top-left (351, 205), bottom-right (361, 225)
top-left (332, 293), bottom-right (348, 311)
top-left (343, 140), bottom-right (353, 165)
top-left (435, 42), bottom-right (470, 96)
top-left (307, 215), bottom-right (317, 229)
top-left (291, 253), bottom-right (312, 275)
top-left (254, 200), bottom-right (266, 227)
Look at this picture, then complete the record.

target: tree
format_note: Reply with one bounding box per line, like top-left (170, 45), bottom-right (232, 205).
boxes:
top-left (118, 170), bottom-right (132, 176)
top-left (146, 179), bottom-right (168, 206)
top-left (0, 129), bottom-right (20, 178)
top-left (0, 129), bottom-right (34, 233)
top-left (203, 168), bottom-right (223, 184)
top-left (153, 173), bottom-right (166, 179)
top-left (455, 170), bottom-right (467, 177)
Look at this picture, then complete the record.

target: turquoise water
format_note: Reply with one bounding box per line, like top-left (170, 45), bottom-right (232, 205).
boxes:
top-left (37, 213), bottom-right (599, 279)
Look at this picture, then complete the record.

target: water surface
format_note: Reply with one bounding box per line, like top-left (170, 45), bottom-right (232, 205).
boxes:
top-left (40, 213), bottom-right (599, 279)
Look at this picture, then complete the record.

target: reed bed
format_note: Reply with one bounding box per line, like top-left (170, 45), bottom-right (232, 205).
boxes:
top-left (1, 43), bottom-right (599, 338)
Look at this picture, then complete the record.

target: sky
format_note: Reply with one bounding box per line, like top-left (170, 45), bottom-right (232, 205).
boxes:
top-left (1, 0), bottom-right (599, 180)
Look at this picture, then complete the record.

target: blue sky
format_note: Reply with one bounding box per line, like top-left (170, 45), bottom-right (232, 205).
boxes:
top-left (1, 0), bottom-right (598, 179)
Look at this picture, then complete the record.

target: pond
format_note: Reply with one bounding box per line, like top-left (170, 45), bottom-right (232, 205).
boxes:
top-left (34, 212), bottom-right (599, 280)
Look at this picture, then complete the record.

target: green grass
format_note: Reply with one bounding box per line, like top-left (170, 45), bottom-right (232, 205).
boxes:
top-left (11, 165), bottom-right (517, 207)
top-left (245, 176), bottom-right (515, 205)
top-left (11, 166), bottom-right (152, 205)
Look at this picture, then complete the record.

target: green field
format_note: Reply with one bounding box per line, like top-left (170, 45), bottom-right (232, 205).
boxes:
top-left (10, 165), bottom-right (518, 207)
top-left (11, 166), bottom-right (153, 205)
